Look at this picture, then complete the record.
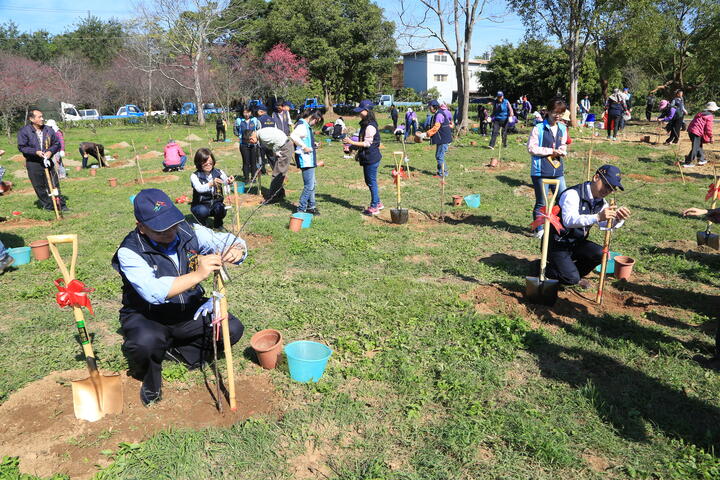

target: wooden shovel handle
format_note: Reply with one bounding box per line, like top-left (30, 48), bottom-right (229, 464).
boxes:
top-left (43, 167), bottom-right (62, 220)
top-left (216, 272), bottom-right (236, 411)
top-left (595, 199), bottom-right (616, 304)
top-left (539, 179), bottom-right (560, 281)
top-left (48, 234), bottom-right (78, 282)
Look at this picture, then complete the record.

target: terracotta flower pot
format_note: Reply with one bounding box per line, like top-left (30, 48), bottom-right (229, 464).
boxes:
top-left (470, 141), bottom-right (477, 146)
top-left (89, 168), bottom-right (97, 177)
top-left (289, 216), bottom-right (303, 232)
top-left (250, 329), bottom-right (283, 369)
top-left (108, 178), bottom-right (118, 187)
top-left (613, 256), bottom-right (635, 280)
top-left (452, 195), bottom-right (463, 206)
top-left (29, 240), bottom-right (50, 261)
top-left (489, 158), bottom-right (499, 168)
top-left (317, 160), bottom-right (325, 167)
top-left (75, 166), bottom-right (82, 172)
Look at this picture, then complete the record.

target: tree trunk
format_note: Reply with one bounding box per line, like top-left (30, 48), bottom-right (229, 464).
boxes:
top-left (323, 86), bottom-right (334, 116)
top-left (600, 78), bottom-right (609, 102)
top-left (568, 33), bottom-right (580, 127)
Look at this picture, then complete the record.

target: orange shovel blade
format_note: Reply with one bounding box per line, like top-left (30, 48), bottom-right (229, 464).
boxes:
top-left (71, 371), bottom-right (123, 422)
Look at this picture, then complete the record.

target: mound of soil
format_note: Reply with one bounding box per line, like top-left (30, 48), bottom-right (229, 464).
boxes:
top-left (185, 134), bottom-right (203, 141)
top-left (513, 185), bottom-right (535, 198)
top-left (138, 151), bottom-right (162, 160)
top-left (626, 173), bottom-right (694, 184)
top-left (0, 370), bottom-right (278, 479)
top-left (224, 194), bottom-right (265, 207)
top-left (106, 160), bottom-right (130, 168)
top-left (9, 154), bottom-right (24, 162)
top-left (108, 142), bottom-right (130, 149)
top-left (12, 169), bottom-right (28, 179)
top-left (243, 233), bottom-right (273, 249)
top-left (0, 216), bottom-right (52, 231)
top-left (122, 175), bottom-right (179, 187)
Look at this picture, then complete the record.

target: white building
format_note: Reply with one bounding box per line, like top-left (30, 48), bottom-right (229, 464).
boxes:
top-left (402, 49), bottom-right (490, 104)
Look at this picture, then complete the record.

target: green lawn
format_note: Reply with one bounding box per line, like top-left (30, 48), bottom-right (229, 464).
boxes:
top-left (1, 116), bottom-right (720, 479)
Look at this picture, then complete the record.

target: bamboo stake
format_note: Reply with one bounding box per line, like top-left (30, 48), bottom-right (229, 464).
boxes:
top-left (215, 272), bottom-right (236, 411)
top-left (674, 143), bottom-right (686, 184)
top-left (596, 198), bottom-right (616, 305)
top-left (232, 181), bottom-right (242, 234)
top-left (131, 140), bottom-right (145, 184)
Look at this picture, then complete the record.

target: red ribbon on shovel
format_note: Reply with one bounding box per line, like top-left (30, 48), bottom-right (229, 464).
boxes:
top-left (706, 183), bottom-right (718, 202)
top-left (530, 205), bottom-right (564, 233)
top-left (391, 167), bottom-right (408, 184)
top-left (54, 278), bottom-right (94, 315)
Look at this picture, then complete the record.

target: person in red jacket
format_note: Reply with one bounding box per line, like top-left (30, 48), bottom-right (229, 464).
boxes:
top-left (683, 102), bottom-right (718, 167)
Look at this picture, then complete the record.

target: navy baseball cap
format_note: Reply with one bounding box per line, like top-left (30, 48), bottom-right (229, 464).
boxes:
top-left (133, 188), bottom-right (185, 231)
top-left (497, 91), bottom-right (504, 97)
top-left (256, 104), bottom-right (267, 111)
top-left (428, 99), bottom-right (440, 108)
top-left (353, 100), bottom-right (375, 113)
top-left (282, 101), bottom-right (292, 107)
top-left (596, 165), bottom-right (624, 191)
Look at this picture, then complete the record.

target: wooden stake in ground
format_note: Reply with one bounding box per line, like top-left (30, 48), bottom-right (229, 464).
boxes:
top-left (215, 271), bottom-right (236, 411)
top-left (232, 181), bottom-right (242, 234)
top-left (131, 140), bottom-right (145, 185)
top-left (439, 178), bottom-right (446, 222)
top-left (674, 143), bottom-right (686, 184)
top-left (43, 165), bottom-right (62, 220)
top-left (95, 145), bottom-right (105, 168)
top-left (596, 198), bottom-right (616, 305)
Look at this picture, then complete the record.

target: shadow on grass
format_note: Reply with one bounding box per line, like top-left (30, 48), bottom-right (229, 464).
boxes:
top-left (0, 231), bottom-right (25, 248)
top-left (614, 279), bottom-right (720, 319)
top-left (478, 252), bottom-right (537, 277)
top-left (495, 175), bottom-right (525, 188)
top-left (527, 331), bottom-right (720, 448)
top-left (316, 193), bottom-right (362, 211)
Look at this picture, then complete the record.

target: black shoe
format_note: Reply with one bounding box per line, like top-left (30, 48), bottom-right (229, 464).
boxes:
top-left (0, 255), bottom-right (14, 274)
top-left (60, 205), bottom-right (70, 212)
top-left (307, 207), bottom-right (320, 215)
top-left (140, 383), bottom-right (162, 406)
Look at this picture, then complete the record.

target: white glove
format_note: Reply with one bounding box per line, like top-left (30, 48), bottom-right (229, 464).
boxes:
top-left (193, 297), bottom-right (214, 320)
top-left (416, 132), bottom-right (427, 140)
top-left (43, 158), bottom-right (51, 168)
top-left (59, 150), bottom-right (65, 158)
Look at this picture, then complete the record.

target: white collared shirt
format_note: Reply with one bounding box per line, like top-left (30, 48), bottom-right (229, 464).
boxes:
top-left (558, 183), bottom-right (624, 231)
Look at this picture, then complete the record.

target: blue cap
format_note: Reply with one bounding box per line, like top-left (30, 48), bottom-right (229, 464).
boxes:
top-left (282, 101), bottom-right (292, 107)
top-left (596, 165), bottom-right (624, 191)
top-left (353, 100), bottom-right (375, 113)
top-left (428, 99), bottom-right (440, 108)
top-left (497, 91), bottom-right (504, 97)
top-left (255, 104), bottom-right (267, 111)
top-left (133, 188), bottom-right (185, 231)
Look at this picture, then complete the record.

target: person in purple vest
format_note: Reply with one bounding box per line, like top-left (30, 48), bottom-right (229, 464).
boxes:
top-left (425, 99), bottom-right (453, 178)
top-left (344, 100), bottom-right (383, 215)
top-left (545, 165), bottom-right (631, 288)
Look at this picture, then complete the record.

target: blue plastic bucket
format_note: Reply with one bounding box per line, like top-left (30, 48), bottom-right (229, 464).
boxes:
top-left (594, 252), bottom-right (620, 274)
top-left (292, 212), bottom-right (313, 228)
top-left (586, 114), bottom-right (596, 123)
top-left (325, 138), bottom-right (332, 144)
top-left (284, 341), bottom-right (332, 382)
top-left (8, 246), bottom-right (31, 266)
top-left (236, 182), bottom-right (245, 194)
top-left (464, 194), bottom-right (481, 208)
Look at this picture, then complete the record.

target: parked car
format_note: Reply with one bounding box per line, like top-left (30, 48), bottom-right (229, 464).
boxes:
top-left (180, 102), bottom-right (225, 115)
top-left (61, 102), bottom-right (81, 121)
top-left (101, 104), bottom-right (145, 120)
top-left (375, 94), bottom-right (422, 107)
top-left (78, 109), bottom-right (100, 120)
top-left (302, 98), bottom-right (325, 110)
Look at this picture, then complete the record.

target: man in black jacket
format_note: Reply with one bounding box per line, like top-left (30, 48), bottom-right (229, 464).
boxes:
top-left (17, 109), bottom-right (67, 211)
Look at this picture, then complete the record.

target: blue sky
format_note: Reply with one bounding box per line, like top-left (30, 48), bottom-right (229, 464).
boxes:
top-left (0, 0), bottom-right (526, 57)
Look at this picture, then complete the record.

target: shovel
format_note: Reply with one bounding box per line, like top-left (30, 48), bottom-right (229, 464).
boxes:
top-left (698, 173), bottom-right (720, 249)
top-left (43, 164), bottom-right (62, 220)
top-left (596, 199), bottom-right (616, 304)
top-left (48, 234), bottom-right (123, 422)
top-left (525, 178), bottom-right (561, 305)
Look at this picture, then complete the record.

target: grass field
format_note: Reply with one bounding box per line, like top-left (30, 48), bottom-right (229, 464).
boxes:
top-left (1, 115), bottom-right (720, 479)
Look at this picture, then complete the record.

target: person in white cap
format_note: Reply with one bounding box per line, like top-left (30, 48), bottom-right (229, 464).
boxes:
top-left (45, 119), bottom-right (67, 178)
top-left (683, 101), bottom-right (718, 167)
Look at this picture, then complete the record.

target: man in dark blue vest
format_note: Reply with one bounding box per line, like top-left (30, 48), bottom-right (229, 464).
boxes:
top-left (424, 99), bottom-right (453, 178)
top-left (489, 91), bottom-right (514, 149)
top-left (112, 188), bottom-right (247, 405)
top-left (545, 165), bottom-right (631, 287)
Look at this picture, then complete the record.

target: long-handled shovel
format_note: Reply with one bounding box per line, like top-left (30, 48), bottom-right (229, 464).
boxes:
top-left (526, 178), bottom-right (561, 305)
top-left (43, 164), bottom-right (62, 220)
top-left (214, 271), bottom-right (237, 411)
top-left (47, 234), bottom-right (123, 421)
top-left (596, 199), bottom-right (616, 304)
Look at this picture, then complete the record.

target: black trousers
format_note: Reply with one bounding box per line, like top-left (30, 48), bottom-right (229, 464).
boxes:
top-left (239, 144), bottom-right (259, 182)
top-left (545, 239), bottom-right (603, 285)
top-left (216, 126), bottom-right (226, 142)
top-left (191, 201), bottom-right (227, 228)
top-left (666, 117), bottom-right (682, 144)
top-left (26, 160), bottom-right (65, 210)
top-left (685, 133), bottom-right (705, 164)
top-left (120, 306), bottom-right (244, 393)
top-left (489, 119), bottom-right (508, 148)
top-left (480, 120), bottom-right (487, 135)
top-left (607, 113), bottom-right (621, 138)
top-left (645, 107), bottom-right (652, 122)
top-left (266, 140), bottom-right (294, 201)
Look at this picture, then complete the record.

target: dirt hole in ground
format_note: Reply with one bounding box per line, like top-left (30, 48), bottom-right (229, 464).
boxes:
top-left (0, 216), bottom-right (52, 231)
top-left (122, 175), bottom-right (179, 187)
top-left (243, 233), bottom-right (273, 249)
top-left (0, 370), bottom-right (279, 479)
top-left (137, 151), bottom-right (163, 160)
top-left (108, 142), bottom-right (130, 149)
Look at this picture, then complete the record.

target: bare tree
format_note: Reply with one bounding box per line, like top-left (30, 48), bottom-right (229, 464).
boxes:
top-left (398, 0), bottom-right (499, 133)
top-left (122, 19), bottom-right (167, 114)
top-left (207, 44), bottom-right (262, 121)
top-left (136, 0), bottom-right (254, 125)
top-left (509, 0), bottom-right (606, 126)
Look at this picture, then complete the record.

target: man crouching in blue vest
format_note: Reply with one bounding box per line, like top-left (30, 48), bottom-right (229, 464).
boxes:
top-left (111, 188), bottom-right (247, 406)
top-left (545, 165), bottom-right (631, 288)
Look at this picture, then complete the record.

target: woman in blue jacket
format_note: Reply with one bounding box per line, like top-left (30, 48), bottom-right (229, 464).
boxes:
top-left (527, 98), bottom-right (568, 237)
top-left (290, 109), bottom-right (324, 215)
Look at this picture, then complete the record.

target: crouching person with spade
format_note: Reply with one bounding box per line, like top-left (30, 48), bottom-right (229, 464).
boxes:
top-left (544, 165), bottom-right (631, 287)
top-left (112, 188), bottom-right (247, 406)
